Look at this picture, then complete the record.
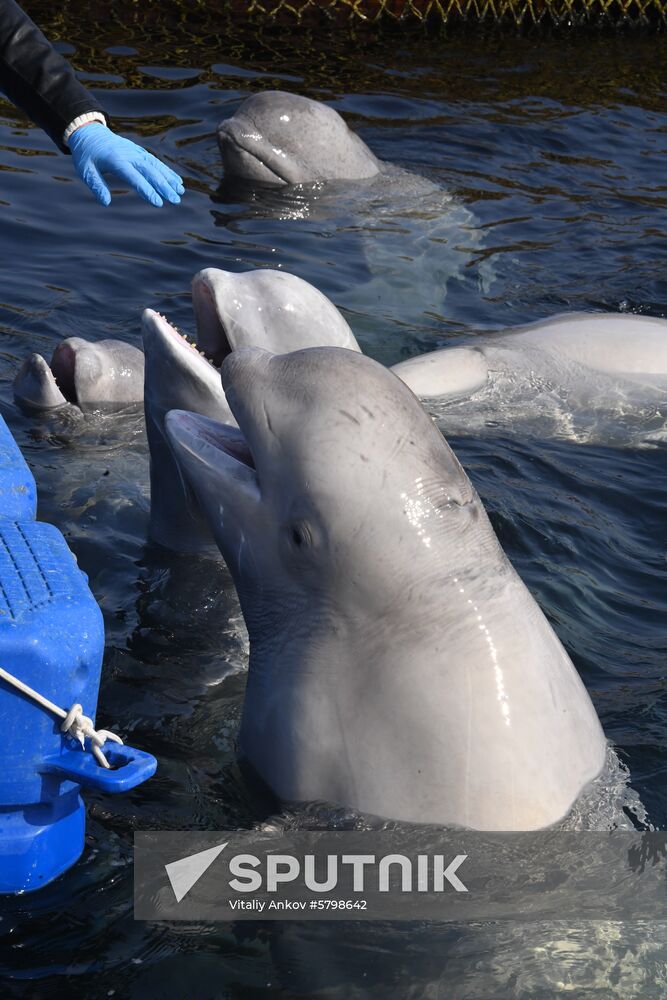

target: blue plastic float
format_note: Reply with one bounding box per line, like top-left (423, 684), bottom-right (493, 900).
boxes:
top-left (0, 416), bottom-right (156, 893)
top-left (0, 417), bottom-right (36, 520)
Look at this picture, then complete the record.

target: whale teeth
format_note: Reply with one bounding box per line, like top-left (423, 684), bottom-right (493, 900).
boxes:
top-left (156, 307), bottom-right (221, 370)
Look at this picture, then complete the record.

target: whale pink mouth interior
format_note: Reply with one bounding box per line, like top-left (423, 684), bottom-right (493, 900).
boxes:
top-left (152, 281), bottom-right (233, 373)
top-left (191, 279), bottom-right (233, 367)
top-left (219, 435), bottom-right (255, 469)
top-left (156, 311), bottom-right (222, 369)
top-left (189, 414), bottom-right (255, 470)
top-left (50, 342), bottom-right (78, 404)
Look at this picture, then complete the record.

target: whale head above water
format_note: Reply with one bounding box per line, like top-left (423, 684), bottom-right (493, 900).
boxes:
top-left (144, 267), bottom-right (360, 551)
top-left (13, 338), bottom-right (144, 414)
top-left (218, 91), bottom-right (382, 186)
top-left (192, 266), bottom-right (360, 364)
top-left (165, 346), bottom-right (606, 830)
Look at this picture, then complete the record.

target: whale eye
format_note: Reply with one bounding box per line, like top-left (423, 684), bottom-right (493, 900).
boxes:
top-left (288, 521), bottom-right (312, 551)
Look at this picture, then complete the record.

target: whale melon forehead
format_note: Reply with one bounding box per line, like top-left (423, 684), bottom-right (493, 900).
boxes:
top-left (224, 91), bottom-right (380, 183)
top-left (223, 269), bottom-right (361, 353)
top-left (229, 347), bottom-right (474, 506)
top-left (235, 91), bottom-right (350, 138)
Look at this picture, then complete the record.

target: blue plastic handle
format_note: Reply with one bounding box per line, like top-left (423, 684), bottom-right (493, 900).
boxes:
top-left (41, 743), bottom-right (157, 792)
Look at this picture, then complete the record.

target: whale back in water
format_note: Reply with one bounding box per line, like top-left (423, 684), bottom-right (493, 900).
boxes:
top-left (165, 346), bottom-right (607, 830)
top-left (395, 313), bottom-right (667, 392)
top-left (393, 312), bottom-right (667, 445)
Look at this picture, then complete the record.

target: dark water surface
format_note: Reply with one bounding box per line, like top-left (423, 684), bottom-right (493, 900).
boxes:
top-left (0, 5), bottom-right (666, 998)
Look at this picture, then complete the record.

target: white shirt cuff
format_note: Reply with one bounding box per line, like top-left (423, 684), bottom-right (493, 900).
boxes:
top-left (63, 112), bottom-right (108, 148)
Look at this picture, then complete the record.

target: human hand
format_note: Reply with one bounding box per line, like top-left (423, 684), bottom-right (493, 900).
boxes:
top-left (68, 123), bottom-right (184, 207)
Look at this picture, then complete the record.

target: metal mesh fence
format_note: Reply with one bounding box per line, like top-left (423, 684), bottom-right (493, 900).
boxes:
top-left (229, 0), bottom-right (667, 25)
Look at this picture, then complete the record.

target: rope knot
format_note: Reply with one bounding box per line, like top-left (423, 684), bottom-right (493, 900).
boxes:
top-left (61, 703), bottom-right (123, 768)
top-left (0, 667), bottom-right (125, 769)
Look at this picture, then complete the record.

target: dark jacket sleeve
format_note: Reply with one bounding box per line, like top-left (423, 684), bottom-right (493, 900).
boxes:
top-left (0, 1), bottom-right (105, 152)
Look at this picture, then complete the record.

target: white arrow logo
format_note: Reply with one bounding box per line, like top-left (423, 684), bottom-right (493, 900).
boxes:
top-left (165, 842), bottom-right (227, 903)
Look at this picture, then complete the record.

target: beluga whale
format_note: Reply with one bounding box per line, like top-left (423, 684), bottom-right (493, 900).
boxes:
top-left (14, 337), bottom-right (144, 414)
top-left (143, 266), bottom-right (360, 552)
top-left (216, 91), bottom-right (489, 334)
top-left (153, 265), bottom-right (667, 450)
top-left (218, 90), bottom-right (381, 186)
top-left (165, 346), bottom-right (607, 831)
top-left (191, 266), bottom-right (667, 447)
top-left (391, 312), bottom-right (667, 446)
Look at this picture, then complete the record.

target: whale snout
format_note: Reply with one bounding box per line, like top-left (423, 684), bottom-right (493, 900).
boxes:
top-left (217, 118), bottom-right (289, 186)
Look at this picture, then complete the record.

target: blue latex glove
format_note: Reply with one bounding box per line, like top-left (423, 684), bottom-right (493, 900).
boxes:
top-left (68, 123), bottom-right (184, 208)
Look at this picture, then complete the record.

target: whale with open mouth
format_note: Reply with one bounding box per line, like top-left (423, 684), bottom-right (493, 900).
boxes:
top-left (164, 346), bottom-right (607, 831)
top-left (191, 267), bottom-right (667, 447)
top-left (143, 267), bottom-right (361, 552)
top-left (145, 263), bottom-right (667, 554)
top-left (13, 338), bottom-right (144, 414)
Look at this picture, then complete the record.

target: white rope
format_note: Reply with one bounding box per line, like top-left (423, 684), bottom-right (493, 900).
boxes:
top-left (0, 665), bottom-right (123, 769)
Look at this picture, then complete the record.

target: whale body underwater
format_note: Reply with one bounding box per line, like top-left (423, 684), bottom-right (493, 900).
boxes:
top-left (164, 346), bottom-right (608, 831)
top-left (217, 90), bottom-right (490, 322)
